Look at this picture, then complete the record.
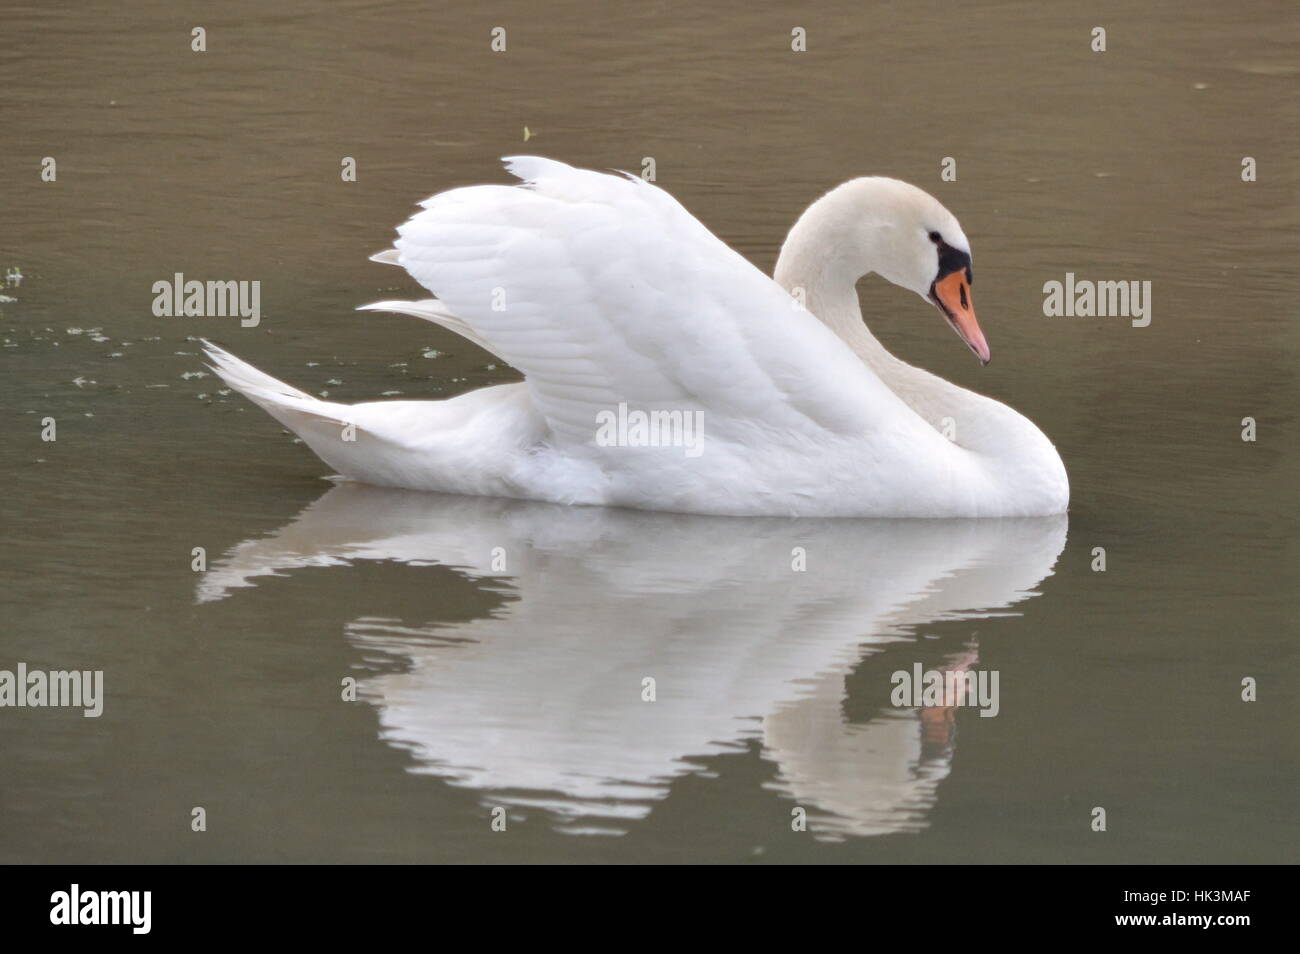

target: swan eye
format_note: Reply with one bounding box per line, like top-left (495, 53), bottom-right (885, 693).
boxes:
top-left (933, 235), bottom-right (972, 286)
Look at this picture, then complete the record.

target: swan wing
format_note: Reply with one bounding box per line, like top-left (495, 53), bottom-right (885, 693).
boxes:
top-left (356, 299), bottom-right (500, 355)
top-left (390, 156), bottom-right (897, 446)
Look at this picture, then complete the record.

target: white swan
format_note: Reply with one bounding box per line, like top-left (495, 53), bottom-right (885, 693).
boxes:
top-left (204, 156), bottom-right (1068, 517)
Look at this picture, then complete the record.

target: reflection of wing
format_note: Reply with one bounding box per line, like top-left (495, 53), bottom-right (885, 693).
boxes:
top-left (200, 483), bottom-right (1066, 836)
top-left (393, 156), bottom-right (893, 445)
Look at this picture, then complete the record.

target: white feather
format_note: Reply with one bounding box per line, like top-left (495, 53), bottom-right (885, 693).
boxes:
top-left (356, 299), bottom-right (499, 355)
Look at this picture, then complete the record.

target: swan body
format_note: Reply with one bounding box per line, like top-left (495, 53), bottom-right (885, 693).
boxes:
top-left (205, 157), bottom-right (1068, 517)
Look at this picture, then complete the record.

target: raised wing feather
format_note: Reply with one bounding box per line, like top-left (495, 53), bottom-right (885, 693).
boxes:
top-left (392, 157), bottom-right (890, 446)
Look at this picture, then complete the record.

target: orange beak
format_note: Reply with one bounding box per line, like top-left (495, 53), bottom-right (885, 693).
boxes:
top-left (931, 270), bottom-right (990, 365)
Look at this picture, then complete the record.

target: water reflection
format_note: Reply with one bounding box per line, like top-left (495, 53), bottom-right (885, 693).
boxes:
top-left (200, 484), bottom-right (1066, 838)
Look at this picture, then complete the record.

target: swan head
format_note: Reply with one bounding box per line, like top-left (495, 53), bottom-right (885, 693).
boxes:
top-left (854, 178), bottom-right (988, 365)
top-left (779, 177), bottom-right (991, 365)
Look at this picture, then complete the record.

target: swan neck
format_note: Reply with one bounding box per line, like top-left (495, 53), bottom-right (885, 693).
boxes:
top-left (772, 186), bottom-right (1063, 485)
top-left (773, 185), bottom-right (900, 369)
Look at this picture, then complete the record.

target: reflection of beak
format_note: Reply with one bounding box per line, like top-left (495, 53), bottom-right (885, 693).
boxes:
top-left (930, 271), bottom-right (990, 365)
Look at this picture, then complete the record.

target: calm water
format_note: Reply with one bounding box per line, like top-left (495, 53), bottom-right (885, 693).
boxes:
top-left (1, 1), bottom-right (1296, 862)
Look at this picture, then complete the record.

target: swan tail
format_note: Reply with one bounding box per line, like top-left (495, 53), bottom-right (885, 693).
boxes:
top-left (202, 339), bottom-right (343, 418)
top-left (201, 339), bottom-right (525, 492)
top-left (357, 299), bottom-right (500, 356)
top-left (201, 338), bottom-right (364, 447)
top-left (202, 339), bottom-right (318, 406)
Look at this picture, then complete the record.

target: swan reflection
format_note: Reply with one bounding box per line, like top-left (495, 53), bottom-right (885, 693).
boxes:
top-left (200, 483), bottom-right (1066, 838)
